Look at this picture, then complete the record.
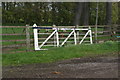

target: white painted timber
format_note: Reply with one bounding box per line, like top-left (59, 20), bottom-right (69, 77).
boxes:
top-left (33, 24), bottom-right (40, 50)
top-left (33, 25), bottom-right (93, 50)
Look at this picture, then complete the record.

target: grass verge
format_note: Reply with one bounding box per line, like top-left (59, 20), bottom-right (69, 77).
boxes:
top-left (2, 41), bottom-right (119, 66)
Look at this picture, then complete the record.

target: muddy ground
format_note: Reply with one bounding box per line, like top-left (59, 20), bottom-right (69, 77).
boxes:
top-left (2, 54), bottom-right (119, 78)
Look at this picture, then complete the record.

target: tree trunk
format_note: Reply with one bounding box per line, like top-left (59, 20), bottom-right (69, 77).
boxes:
top-left (104, 2), bottom-right (112, 34)
top-left (82, 2), bottom-right (89, 26)
top-left (105, 2), bottom-right (112, 25)
top-left (73, 2), bottom-right (83, 26)
top-left (2, 2), bottom-right (5, 10)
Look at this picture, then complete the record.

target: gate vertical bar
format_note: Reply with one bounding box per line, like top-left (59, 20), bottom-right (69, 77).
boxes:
top-left (89, 26), bottom-right (93, 44)
top-left (33, 24), bottom-right (40, 50)
top-left (76, 25), bottom-right (79, 44)
top-left (56, 28), bottom-right (59, 47)
top-left (53, 25), bottom-right (56, 46)
top-left (74, 29), bottom-right (77, 45)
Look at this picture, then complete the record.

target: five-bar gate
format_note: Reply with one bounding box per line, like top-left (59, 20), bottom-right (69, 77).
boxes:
top-left (33, 24), bottom-right (93, 50)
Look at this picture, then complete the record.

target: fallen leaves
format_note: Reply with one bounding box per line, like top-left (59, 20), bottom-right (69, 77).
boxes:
top-left (51, 71), bottom-right (61, 74)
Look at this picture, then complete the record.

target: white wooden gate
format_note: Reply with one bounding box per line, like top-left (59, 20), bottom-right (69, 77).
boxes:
top-left (33, 24), bottom-right (93, 50)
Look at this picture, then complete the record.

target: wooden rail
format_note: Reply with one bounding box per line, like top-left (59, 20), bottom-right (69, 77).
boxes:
top-left (2, 25), bottom-right (119, 51)
top-left (1, 33), bottom-right (27, 36)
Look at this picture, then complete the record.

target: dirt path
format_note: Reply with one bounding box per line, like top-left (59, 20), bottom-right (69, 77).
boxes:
top-left (3, 55), bottom-right (119, 78)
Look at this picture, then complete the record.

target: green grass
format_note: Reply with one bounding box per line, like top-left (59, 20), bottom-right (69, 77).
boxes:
top-left (2, 35), bottom-right (26, 40)
top-left (2, 41), bottom-right (118, 66)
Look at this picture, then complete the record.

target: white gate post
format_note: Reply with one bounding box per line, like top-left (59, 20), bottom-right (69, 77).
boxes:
top-left (89, 26), bottom-right (93, 44)
top-left (33, 24), bottom-right (40, 50)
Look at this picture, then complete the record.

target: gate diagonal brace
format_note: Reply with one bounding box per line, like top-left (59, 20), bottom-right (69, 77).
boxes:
top-left (60, 30), bottom-right (75, 47)
top-left (79, 30), bottom-right (93, 44)
top-left (33, 24), bottom-right (93, 50)
top-left (79, 30), bottom-right (90, 44)
top-left (39, 29), bottom-right (57, 49)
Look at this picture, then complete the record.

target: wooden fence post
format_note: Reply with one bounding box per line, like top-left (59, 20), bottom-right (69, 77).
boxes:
top-left (111, 24), bottom-right (117, 41)
top-left (95, 25), bottom-right (98, 43)
top-left (113, 25), bottom-right (118, 41)
top-left (110, 25), bottom-right (113, 41)
top-left (26, 24), bottom-right (30, 51)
